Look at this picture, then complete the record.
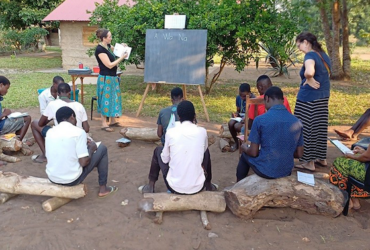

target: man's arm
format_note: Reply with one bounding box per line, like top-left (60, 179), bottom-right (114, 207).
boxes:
top-left (82, 121), bottom-right (90, 133)
top-left (0, 109), bottom-right (11, 119)
top-left (78, 141), bottom-right (97, 167)
top-left (240, 142), bottom-right (259, 157)
top-left (294, 146), bottom-right (304, 158)
top-left (38, 115), bottom-right (50, 127)
top-left (157, 124), bottom-right (163, 138)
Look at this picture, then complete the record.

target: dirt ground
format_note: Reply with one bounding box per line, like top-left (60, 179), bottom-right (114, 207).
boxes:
top-left (1, 104), bottom-right (370, 250)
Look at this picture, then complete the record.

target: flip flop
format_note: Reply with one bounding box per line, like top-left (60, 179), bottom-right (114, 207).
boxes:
top-left (138, 184), bottom-right (154, 194)
top-left (101, 127), bottom-right (114, 132)
top-left (294, 164), bottom-right (315, 172)
top-left (98, 186), bottom-right (118, 198)
top-left (31, 154), bottom-right (46, 163)
top-left (109, 122), bottom-right (121, 127)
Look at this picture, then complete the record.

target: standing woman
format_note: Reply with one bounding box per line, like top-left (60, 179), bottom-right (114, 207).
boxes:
top-left (95, 28), bottom-right (128, 132)
top-left (294, 32), bottom-right (331, 171)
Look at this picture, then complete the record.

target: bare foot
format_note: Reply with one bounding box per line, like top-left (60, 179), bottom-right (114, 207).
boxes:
top-left (295, 161), bottom-right (315, 171)
top-left (351, 198), bottom-right (361, 210)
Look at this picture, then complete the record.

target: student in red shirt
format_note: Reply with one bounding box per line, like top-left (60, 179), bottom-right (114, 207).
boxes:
top-left (248, 75), bottom-right (291, 129)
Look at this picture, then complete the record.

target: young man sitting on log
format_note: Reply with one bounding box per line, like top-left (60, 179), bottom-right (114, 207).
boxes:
top-left (157, 87), bottom-right (183, 145)
top-left (141, 100), bottom-right (217, 194)
top-left (45, 106), bottom-right (117, 198)
top-left (236, 86), bottom-right (304, 182)
top-left (38, 76), bottom-right (64, 114)
top-left (31, 83), bottom-right (90, 163)
top-left (0, 76), bottom-right (32, 156)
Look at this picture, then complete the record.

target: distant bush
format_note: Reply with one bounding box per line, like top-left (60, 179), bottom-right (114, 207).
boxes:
top-left (2, 27), bottom-right (48, 51)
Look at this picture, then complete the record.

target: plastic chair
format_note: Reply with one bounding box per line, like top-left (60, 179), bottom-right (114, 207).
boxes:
top-left (342, 162), bottom-right (370, 215)
top-left (37, 88), bottom-right (79, 101)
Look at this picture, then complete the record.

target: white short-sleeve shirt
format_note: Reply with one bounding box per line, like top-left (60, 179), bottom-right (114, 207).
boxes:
top-left (45, 121), bottom-right (89, 184)
top-left (38, 87), bottom-right (58, 114)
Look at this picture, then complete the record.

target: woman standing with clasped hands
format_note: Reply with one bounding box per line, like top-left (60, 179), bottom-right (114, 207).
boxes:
top-left (95, 28), bottom-right (128, 132)
top-left (294, 32), bottom-right (331, 171)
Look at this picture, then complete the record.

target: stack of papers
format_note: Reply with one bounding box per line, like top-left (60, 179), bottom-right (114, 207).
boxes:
top-left (297, 171), bottom-right (315, 186)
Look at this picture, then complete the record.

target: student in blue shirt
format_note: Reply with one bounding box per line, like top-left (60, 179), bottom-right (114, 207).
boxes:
top-left (236, 86), bottom-right (304, 181)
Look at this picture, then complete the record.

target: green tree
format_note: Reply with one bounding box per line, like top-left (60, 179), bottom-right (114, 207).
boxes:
top-left (90, 0), bottom-right (298, 93)
top-left (0, 0), bottom-right (63, 29)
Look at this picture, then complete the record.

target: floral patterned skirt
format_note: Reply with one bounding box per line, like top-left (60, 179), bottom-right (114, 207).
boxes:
top-left (329, 156), bottom-right (370, 198)
top-left (96, 75), bottom-right (122, 118)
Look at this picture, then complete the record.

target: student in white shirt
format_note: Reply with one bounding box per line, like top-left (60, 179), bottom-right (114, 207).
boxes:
top-left (31, 83), bottom-right (90, 163)
top-left (141, 100), bottom-right (217, 194)
top-left (38, 76), bottom-right (64, 114)
top-left (45, 106), bottom-right (117, 198)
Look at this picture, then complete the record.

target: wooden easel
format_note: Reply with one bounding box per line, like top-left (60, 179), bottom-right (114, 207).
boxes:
top-left (136, 83), bottom-right (210, 122)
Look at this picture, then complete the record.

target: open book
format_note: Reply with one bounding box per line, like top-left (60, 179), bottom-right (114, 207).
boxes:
top-left (8, 112), bottom-right (28, 118)
top-left (113, 43), bottom-right (132, 59)
top-left (328, 138), bottom-right (353, 155)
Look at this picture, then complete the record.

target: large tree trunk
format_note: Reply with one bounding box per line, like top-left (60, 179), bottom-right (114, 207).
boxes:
top-left (331, 0), bottom-right (345, 80)
top-left (224, 174), bottom-right (345, 219)
top-left (138, 191), bottom-right (226, 213)
top-left (316, 0), bottom-right (333, 59)
top-left (341, 0), bottom-right (351, 80)
top-left (0, 171), bottom-right (87, 199)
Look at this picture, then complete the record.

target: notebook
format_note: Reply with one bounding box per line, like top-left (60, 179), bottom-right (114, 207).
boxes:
top-left (328, 138), bottom-right (353, 155)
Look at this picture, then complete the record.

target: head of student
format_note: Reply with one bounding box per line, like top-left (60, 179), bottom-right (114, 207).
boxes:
top-left (177, 100), bottom-right (196, 123)
top-left (57, 82), bottom-right (71, 98)
top-left (239, 83), bottom-right (251, 101)
top-left (296, 32), bottom-right (323, 54)
top-left (0, 76), bottom-right (10, 96)
top-left (96, 28), bottom-right (112, 45)
top-left (256, 75), bottom-right (272, 96)
top-left (263, 86), bottom-right (284, 110)
top-left (56, 106), bottom-right (77, 125)
top-left (170, 87), bottom-right (183, 103)
top-left (52, 76), bottom-right (64, 90)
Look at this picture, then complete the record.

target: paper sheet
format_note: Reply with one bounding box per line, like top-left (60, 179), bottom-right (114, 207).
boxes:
top-left (113, 43), bottom-right (132, 59)
top-left (297, 171), bottom-right (315, 186)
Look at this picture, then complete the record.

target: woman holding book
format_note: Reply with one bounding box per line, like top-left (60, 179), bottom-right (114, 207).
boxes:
top-left (329, 146), bottom-right (370, 210)
top-left (95, 28), bottom-right (128, 132)
top-left (294, 32), bottom-right (331, 171)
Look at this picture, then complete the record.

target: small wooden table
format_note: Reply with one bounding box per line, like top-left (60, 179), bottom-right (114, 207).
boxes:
top-left (69, 72), bottom-right (122, 104)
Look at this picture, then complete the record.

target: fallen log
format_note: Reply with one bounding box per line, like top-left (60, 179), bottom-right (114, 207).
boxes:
top-left (200, 210), bottom-right (211, 230)
top-left (0, 138), bottom-right (23, 162)
top-left (138, 191), bottom-right (226, 213)
top-left (0, 171), bottom-right (87, 199)
top-left (120, 127), bottom-right (160, 141)
top-left (219, 138), bottom-right (231, 152)
top-left (0, 193), bottom-right (18, 204)
top-left (219, 124), bottom-right (232, 139)
top-left (42, 197), bottom-right (72, 212)
top-left (224, 174), bottom-right (345, 219)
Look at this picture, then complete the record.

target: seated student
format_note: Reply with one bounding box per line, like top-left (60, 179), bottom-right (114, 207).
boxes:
top-left (38, 76), bottom-right (64, 114)
top-left (45, 106), bottom-right (117, 198)
top-left (236, 86), bottom-right (304, 182)
top-left (31, 83), bottom-right (89, 163)
top-left (141, 100), bottom-right (217, 194)
top-left (228, 83), bottom-right (255, 152)
top-left (247, 75), bottom-right (291, 129)
top-left (0, 76), bottom-right (32, 151)
top-left (334, 108), bottom-right (370, 140)
top-left (157, 87), bottom-right (182, 145)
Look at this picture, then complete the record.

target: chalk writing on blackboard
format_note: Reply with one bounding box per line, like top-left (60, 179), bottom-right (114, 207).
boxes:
top-left (153, 33), bottom-right (187, 42)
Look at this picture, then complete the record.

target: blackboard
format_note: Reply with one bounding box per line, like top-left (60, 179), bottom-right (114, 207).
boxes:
top-left (144, 29), bottom-right (207, 85)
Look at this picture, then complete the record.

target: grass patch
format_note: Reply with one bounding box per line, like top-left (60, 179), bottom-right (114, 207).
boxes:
top-left (0, 54), bottom-right (62, 70)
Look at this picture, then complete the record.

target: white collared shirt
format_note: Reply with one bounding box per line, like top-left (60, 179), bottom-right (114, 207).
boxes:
top-left (38, 87), bottom-right (58, 114)
top-left (161, 121), bottom-right (208, 194)
top-left (45, 122), bottom-right (89, 184)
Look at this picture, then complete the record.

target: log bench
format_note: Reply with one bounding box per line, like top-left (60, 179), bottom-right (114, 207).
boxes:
top-left (0, 171), bottom-right (87, 212)
top-left (224, 174), bottom-right (346, 219)
top-left (138, 191), bottom-right (226, 230)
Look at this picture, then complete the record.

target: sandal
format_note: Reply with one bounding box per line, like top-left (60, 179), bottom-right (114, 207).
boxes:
top-left (31, 154), bottom-right (47, 163)
top-left (138, 184), bottom-right (154, 194)
top-left (109, 122), bottom-right (121, 127)
top-left (294, 164), bottom-right (315, 172)
top-left (98, 186), bottom-right (118, 198)
top-left (101, 127), bottom-right (114, 132)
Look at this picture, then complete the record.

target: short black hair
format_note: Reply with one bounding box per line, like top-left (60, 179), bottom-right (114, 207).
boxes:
top-left (0, 76), bottom-right (10, 86)
top-left (256, 75), bottom-right (271, 85)
top-left (56, 106), bottom-right (76, 123)
top-left (53, 76), bottom-right (64, 84)
top-left (264, 86), bottom-right (284, 101)
top-left (239, 83), bottom-right (251, 93)
top-left (171, 87), bottom-right (183, 100)
top-left (57, 83), bottom-right (71, 94)
top-left (177, 100), bottom-right (195, 122)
